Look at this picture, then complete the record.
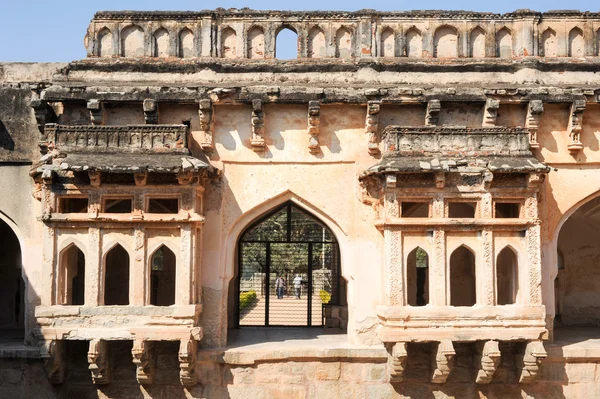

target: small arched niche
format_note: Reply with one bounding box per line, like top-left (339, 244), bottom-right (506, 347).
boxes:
top-left (470, 27), bottom-right (485, 58)
top-left (150, 245), bottom-right (176, 306)
top-left (247, 26), bottom-right (265, 59)
top-left (542, 28), bottom-right (557, 57)
top-left (121, 25), bottom-right (144, 57)
top-left (335, 27), bottom-right (353, 58)
top-left (152, 28), bottom-right (169, 58)
top-left (308, 26), bottom-right (326, 58)
top-left (97, 28), bottom-right (113, 57)
top-left (568, 27), bottom-right (584, 57)
top-left (380, 28), bottom-right (395, 57)
top-left (450, 245), bottom-right (476, 306)
top-left (221, 27), bottom-right (237, 58)
top-left (496, 28), bottom-right (512, 58)
top-left (434, 26), bottom-right (458, 58)
top-left (497, 246), bottom-right (519, 305)
top-left (407, 247), bottom-right (429, 306)
top-left (59, 244), bottom-right (85, 305)
top-left (104, 244), bottom-right (130, 305)
top-left (275, 27), bottom-right (298, 60)
top-left (406, 28), bottom-right (422, 58)
top-left (179, 28), bottom-right (194, 58)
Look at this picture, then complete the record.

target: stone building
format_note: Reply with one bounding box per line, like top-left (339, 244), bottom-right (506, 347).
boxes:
top-left (1, 7), bottom-right (600, 398)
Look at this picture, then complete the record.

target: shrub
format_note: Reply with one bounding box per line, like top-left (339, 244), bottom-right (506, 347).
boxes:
top-left (239, 290), bottom-right (257, 310)
top-left (319, 289), bottom-right (331, 304)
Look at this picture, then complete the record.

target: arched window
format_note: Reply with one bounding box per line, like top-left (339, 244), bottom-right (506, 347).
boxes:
top-left (104, 244), bottom-right (130, 305)
top-left (247, 26), bottom-right (265, 59)
top-left (59, 245), bottom-right (85, 305)
top-left (121, 25), bottom-right (144, 57)
top-left (0, 220), bottom-right (24, 333)
top-left (497, 247), bottom-right (518, 305)
top-left (380, 28), bottom-right (395, 57)
top-left (434, 26), bottom-right (458, 58)
top-left (237, 202), bottom-right (344, 327)
top-left (496, 28), bottom-right (512, 58)
top-left (542, 28), bottom-right (557, 57)
top-left (470, 27), bottom-right (485, 58)
top-left (406, 28), bottom-right (422, 58)
top-left (221, 27), bottom-right (237, 59)
top-left (152, 28), bottom-right (169, 58)
top-left (150, 246), bottom-right (176, 306)
top-left (179, 28), bottom-right (194, 58)
top-left (275, 27), bottom-right (298, 59)
top-left (568, 28), bottom-right (584, 57)
top-left (308, 27), bottom-right (326, 59)
top-left (97, 28), bottom-right (112, 57)
top-left (335, 27), bottom-right (353, 58)
top-left (450, 246), bottom-right (476, 306)
top-left (407, 247), bottom-right (429, 306)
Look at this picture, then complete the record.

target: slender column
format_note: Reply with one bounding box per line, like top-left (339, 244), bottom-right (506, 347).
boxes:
top-left (431, 194), bottom-right (447, 306)
top-left (177, 225), bottom-right (194, 305)
top-left (86, 227), bottom-right (101, 306)
top-left (41, 224), bottom-right (56, 306)
top-left (384, 188), bottom-right (403, 306)
top-left (480, 192), bottom-right (494, 305)
top-left (524, 194), bottom-right (542, 306)
top-left (132, 226), bottom-right (146, 306)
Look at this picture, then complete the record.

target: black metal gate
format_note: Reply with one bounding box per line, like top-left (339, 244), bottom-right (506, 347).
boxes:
top-left (237, 202), bottom-right (341, 327)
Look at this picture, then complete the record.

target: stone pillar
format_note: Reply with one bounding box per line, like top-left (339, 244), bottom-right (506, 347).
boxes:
top-left (383, 187), bottom-right (403, 306)
top-left (86, 227), bottom-right (101, 306)
top-left (431, 194), bottom-right (447, 306)
top-left (480, 192), bottom-right (495, 306)
top-left (177, 225), bottom-right (194, 305)
top-left (201, 17), bottom-right (213, 57)
top-left (524, 194), bottom-right (542, 306)
top-left (132, 226), bottom-right (146, 306)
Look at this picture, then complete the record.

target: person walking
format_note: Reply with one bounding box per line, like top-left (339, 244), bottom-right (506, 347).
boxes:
top-left (275, 276), bottom-right (286, 299)
top-left (293, 274), bottom-right (303, 299)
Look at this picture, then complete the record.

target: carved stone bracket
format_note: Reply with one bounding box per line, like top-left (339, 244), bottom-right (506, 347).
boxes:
top-left (388, 342), bottom-right (408, 383)
top-left (41, 340), bottom-right (66, 384)
top-left (430, 340), bottom-right (455, 384)
top-left (526, 100), bottom-right (543, 149)
top-left (475, 340), bottom-right (501, 384)
top-left (143, 99), bottom-right (158, 124)
top-left (199, 99), bottom-right (214, 151)
top-left (132, 339), bottom-right (155, 385)
top-left (87, 99), bottom-right (104, 126)
top-left (251, 99), bottom-right (266, 151)
top-left (177, 171), bottom-right (194, 185)
top-left (435, 172), bottom-right (445, 189)
top-left (307, 100), bottom-right (321, 154)
top-left (134, 172), bottom-right (148, 186)
top-left (179, 338), bottom-right (198, 386)
top-left (88, 339), bottom-right (111, 385)
top-left (89, 171), bottom-right (102, 187)
top-left (425, 100), bottom-right (441, 126)
top-left (567, 99), bottom-right (586, 153)
top-left (366, 100), bottom-right (381, 155)
top-left (482, 99), bottom-right (500, 127)
top-left (518, 340), bottom-right (547, 384)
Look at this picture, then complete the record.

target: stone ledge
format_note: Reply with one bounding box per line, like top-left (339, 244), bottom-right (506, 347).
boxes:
top-left (0, 346), bottom-right (41, 359)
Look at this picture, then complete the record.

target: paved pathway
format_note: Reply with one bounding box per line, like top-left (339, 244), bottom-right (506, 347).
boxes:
top-left (240, 295), bottom-right (323, 326)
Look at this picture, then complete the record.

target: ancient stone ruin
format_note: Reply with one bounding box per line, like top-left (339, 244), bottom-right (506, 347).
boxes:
top-left (1, 7), bottom-right (600, 398)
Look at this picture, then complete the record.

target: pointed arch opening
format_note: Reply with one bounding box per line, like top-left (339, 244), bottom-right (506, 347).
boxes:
top-left (178, 28), bottom-right (194, 58)
top-left (104, 244), bottom-right (130, 305)
top-left (497, 247), bottom-right (518, 305)
top-left (97, 28), bottom-right (112, 57)
top-left (150, 245), bottom-right (176, 306)
top-left (247, 26), bottom-right (265, 59)
top-left (434, 26), bottom-right (458, 58)
top-left (407, 247), bottom-right (429, 306)
top-left (380, 28), bottom-right (396, 57)
top-left (121, 25), bottom-right (144, 57)
top-left (542, 28), bottom-right (557, 57)
top-left (450, 245), bottom-right (476, 306)
top-left (0, 219), bottom-right (24, 335)
top-left (568, 27), bottom-right (584, 57)
top-left (406, 28), bottom-right (422, 58)
top-left (308, 26), bottom-right (326, 58)
top-left (496, 28), bottom-right (512, 58)
top-left (470, 27), bottom-right (486, 58)
top-left (221, 27), bottom-right (237, 58)
top-left (152, 28), bottom-right (169, 58)
top-left (275, 27), bottom-right (298, 60)
top-left (59, 244), bottom-right (85, 306)
top-left (236, 201), bottom-right (345, 327)
top-left (335, 27), bottom-right (353, 58)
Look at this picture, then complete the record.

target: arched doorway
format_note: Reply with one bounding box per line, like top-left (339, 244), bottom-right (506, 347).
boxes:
top-left (236, 202), bottom-right (343, 327)
top-left (0, 219), bottom-right (24, 338)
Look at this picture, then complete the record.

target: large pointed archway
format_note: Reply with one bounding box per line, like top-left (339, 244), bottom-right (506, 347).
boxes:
top-left (236, 202), bottom-right (343, 327)
top-left (0, 218), bottom-right (24, 338)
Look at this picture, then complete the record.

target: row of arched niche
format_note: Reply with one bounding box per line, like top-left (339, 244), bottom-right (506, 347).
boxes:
top-left (96, 23), bottom-right (591, 59)
top-left (58, 243), bottom-right (176, 307)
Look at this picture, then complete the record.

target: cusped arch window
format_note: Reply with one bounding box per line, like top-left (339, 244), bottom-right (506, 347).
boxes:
top-left (59, 244), bottom-right (85, 305)
top-left (450, 245), bottom-right (476, 306)
top-left (307, 26), bottom-right (326, 59)
top-left (104, 244), bottom-right (130, 305)
top-left (497, 246), bottom-right (519, 305)
top-left (150, 245), bottom-right (176, 306)
top-left (407, 247), bottom-right (429, 306)
top-left (275, 27), bottom-right (298, 60)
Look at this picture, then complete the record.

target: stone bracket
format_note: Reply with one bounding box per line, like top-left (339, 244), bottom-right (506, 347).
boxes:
top-left (388, 342), bottom-right (408, 383)
top-left (425, 100), bottom-right (441, 126)
top-left (88, 339), bottom-right (111, 385)
top-left (435, 172), bottom-right (445, 189)
top-left (41, 339), bottom-right (66, 384)
top-left (482, 98), bottom-right (500, 127)
top-left (526, 100), bottom-right (543, 149)
top-left (366, 100), bottom-right (381, 155)
top-left (430, 340), bottom-right (455, 384)
top-left (199, 99), bottom-right (214, 151)
top-left (30, 99), bottom-right (56, 136)
top-left (132, 339), bottom-right (156, 385)
top-left (143, 99), bottom-right (158, 124)
top-left (251, 99), bottom-right (266, 151)
top-left (518, 340), bottom-right (547, 384)
top-left (87, 99), bottom-right (104, 126)
top-left (89, 171), bottom-right (102, 187)
top-left (307, 100), bottom-right (321, 154)
top-left (475, 340), bottom-right (501, 384)
top-left (179, 337), bottom-right (198, 386)
top-left (134, 172), bottom-right (148, 186)
top-left (567, 99), bottom-right (586, 153)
